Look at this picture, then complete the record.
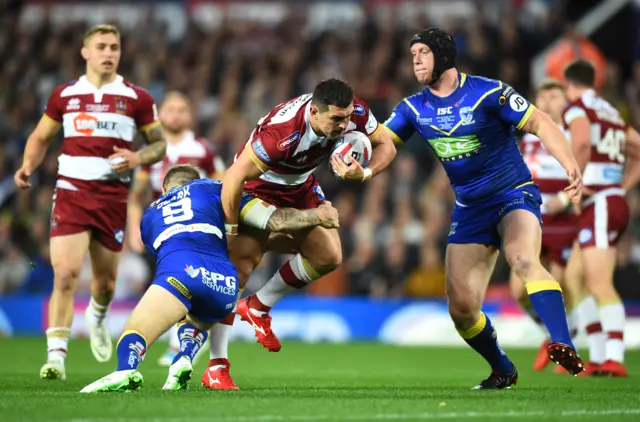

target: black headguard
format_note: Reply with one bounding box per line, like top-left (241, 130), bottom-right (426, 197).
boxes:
top-left (410, 28), bottom-right (457, 85)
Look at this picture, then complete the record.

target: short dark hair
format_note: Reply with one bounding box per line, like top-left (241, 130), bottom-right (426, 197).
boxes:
top-left (564, 60), bottom-right (595, 88)
top-left (163, 164), bottom-right (201, 190)
top-left (311, 78), bottom-right (354, 111)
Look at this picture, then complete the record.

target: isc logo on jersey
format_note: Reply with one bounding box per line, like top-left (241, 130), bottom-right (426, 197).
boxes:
top-left (184, 264), bottom-right (237, 296)
top-left (73, 113), bottom-right (116, 135)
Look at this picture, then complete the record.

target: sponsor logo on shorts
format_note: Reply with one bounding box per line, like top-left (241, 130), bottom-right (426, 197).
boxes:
top-left (167, 276), bottom-right (192, 299)
top-left (353, 104), bottom-right (365, 115)
top-left (498, 198), bottom-right (525, 216)
top-left (277, 131), bottom-right (301, 151)
top-left (184, 264), bottom-right (237, 296)
top-left (448, 222), bottom-right (458, 236)
top-left (578, 228), bottom-right (593, 244)
top-left (114, 229), bottom-right (125, 245)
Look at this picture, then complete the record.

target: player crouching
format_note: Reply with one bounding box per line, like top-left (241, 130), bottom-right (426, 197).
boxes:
top-left (80, 165), bottom-right (238, 392)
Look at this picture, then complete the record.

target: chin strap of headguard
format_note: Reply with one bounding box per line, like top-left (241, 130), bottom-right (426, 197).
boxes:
top-left (410, 28), bottom-right (457, 85)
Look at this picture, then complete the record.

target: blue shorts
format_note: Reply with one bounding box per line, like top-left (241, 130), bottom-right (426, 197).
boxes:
top-left (447, 183), bottom-right (543, 249)
top-left (153, 250), bottom-right (238, 324)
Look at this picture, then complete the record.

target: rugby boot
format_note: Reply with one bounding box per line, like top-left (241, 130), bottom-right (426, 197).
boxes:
top-left (236, 297), bottom-right (281, 352)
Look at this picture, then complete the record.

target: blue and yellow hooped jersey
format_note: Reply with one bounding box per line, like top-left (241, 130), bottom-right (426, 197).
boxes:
top-left (384, 73), bottom-right (536, 205)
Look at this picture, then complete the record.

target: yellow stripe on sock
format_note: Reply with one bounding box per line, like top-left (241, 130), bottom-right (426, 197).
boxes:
top-left (117, 330), bottom-right (148, 347)
top-left (301, 256), bottom-right (322, 280)
top-left (598, 298), bottom-right (622, 307)
top-left (457, 312), bottom-right (487, 340)
top-left (526, 280), bottom-right (562, 295)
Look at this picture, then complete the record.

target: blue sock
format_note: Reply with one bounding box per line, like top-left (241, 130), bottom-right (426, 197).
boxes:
top-left (526, 280), bottom-right (574, 348)
top-left (458, 312), bottom-right (514, 374)
top-left (116, 330), bottom-right (147, 371)
top-left (171, 321), bottom-right (208, 365)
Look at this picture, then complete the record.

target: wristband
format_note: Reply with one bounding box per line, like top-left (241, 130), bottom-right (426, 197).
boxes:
top-left (557, 191), bottom-right (570, 208)
top-left (362, 168), bottom-right (373, 182)
top-left (225, 223), bottom-right (238, 236)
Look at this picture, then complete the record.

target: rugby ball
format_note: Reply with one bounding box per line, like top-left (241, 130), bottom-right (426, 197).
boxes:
top-left (330, 131), bottom-right (372, 175)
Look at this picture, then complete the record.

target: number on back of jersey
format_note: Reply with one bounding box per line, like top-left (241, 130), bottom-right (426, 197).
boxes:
top-left (162, 197), bottom-right (194, 224)
top-left (597, 127), bottom-right (625, 163)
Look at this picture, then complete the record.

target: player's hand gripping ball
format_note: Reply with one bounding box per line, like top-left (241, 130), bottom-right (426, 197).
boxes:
top-left (329, 131), bottom-right (372, 180)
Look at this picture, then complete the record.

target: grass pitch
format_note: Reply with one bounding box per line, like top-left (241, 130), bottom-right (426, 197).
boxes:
top-left (0, 338), bottom-right (638, 422)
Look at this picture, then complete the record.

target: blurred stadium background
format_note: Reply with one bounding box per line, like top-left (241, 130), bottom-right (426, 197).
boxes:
top-left (1, 0), bottom-right (640, 348)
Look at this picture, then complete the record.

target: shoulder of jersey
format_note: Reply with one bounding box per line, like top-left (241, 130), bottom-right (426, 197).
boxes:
top-left (123, 80), bottom-right (153, 97)
top-left (51, 80), bottom-right (78, 96)
top-left (463, 74), bottom-right (503, 91)
top-left (195, 137), bottom-right (214, 149)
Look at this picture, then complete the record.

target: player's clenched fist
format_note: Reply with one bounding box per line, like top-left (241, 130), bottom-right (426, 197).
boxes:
top-left (14, 167), bottom-right (32, 189)
top-left (316, 201), bottom-right (340, 228)
top-left (564, 165), bottom-right (583, 204)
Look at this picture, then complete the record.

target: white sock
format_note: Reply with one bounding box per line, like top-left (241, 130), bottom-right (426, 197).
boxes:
top-left (575, 295), bottom-right (606, 364)
top-left (209, 322), bottom-right (233, 360)
top-left (255, 254), bottom-right (318, 308)
top-left (86, 297), bottom-right (109, 325)
top-left (168, 324), bottom-right (180, 352)
top-left (599, 301), bottom-right (626, 363)
top-left (46, 327), bottom-right (70, 363)
top-left (567, 308), bottom-right (578, 338)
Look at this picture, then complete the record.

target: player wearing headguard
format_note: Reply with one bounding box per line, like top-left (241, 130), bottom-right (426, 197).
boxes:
top-left (510, 79), bottom-right (582, 373)
top-left (384, 28), bottom-right (585, 389)
top-left (562, 60), bottom-right (640, 377)
top-left (79, 164), bottom-right (340, 392)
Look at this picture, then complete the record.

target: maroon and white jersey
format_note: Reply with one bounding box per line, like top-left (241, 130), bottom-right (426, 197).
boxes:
top-left (563, 89), bottom-right (628, 193)
top-left (521, 127), bottom-right (569, 213)
top-left (141, 131), bottom-right (226, 198)
top-left (238, 93), bottom-right (380, 187)
top-left (45, 74), bottom-right (158, 198)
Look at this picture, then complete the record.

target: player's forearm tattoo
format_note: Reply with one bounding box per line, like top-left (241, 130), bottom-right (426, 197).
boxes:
top-left (138, 125), bottom-right (167, 165)
top-left (267, 208), bottom-right (320, 232)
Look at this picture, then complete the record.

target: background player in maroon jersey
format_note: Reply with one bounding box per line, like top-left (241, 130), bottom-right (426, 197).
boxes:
top-left (13, 25), bottom-right (167, 381)
top-left (203, 78), bottom-right (396, 389)
top-left (127, 91), bottom-right (226, 254)
top-left (511, 79), bottom-right (581, 373)
top-left (562, 60), bottom-right (640, 377)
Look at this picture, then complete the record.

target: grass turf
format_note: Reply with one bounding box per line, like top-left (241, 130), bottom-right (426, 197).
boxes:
top-left (0, 338), bottom-right (638, 422)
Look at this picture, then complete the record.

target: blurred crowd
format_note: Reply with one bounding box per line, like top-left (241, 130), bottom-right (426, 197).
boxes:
top-left (1, 1), bottom-right (640, 300)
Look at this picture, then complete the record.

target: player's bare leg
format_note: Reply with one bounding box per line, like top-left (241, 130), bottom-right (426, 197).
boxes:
top-left (500, 210), bottom-right (584, 375)
top-left (203, 229), bottom-right (268, 390)
top-left (565, 242), bottom-right (604, 375)
top-left (237, 226), bottom-right (341, 350)
top-left (446, 243), bottom-right (518, 389)
top-left (581, 246), bottom-right (627, 377)
top-left (41, 232), bottom-right (91, 381)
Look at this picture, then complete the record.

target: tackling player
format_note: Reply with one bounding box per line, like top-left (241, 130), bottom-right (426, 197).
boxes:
top-left (79, 164), bottom-right (341, 392)
top-left (204, 78), bottom-right (396, 389)
top-left (125, 90), bottom-right (225, 366)
top-left (510, 79), bottom-right (580, 373)
top-left (384, 28), bottom-right (585, 389)
top-left (14, 24), bottom-right (166, 381)
top-left (562, 60), bottom-right (640, 377)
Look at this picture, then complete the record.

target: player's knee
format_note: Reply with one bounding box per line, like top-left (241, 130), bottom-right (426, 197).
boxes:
top-left (234, 258), bottom-right (258, 287)
top-left (307, 247), bottom-right (342, 274)
top-left (448, 297), bottom-right (481, 325)
top-left (506, 251), bottom-right (536, 279)
top-left (53, 264), bottom-right (82, 293)
top-left (92, 275), bottom-right (116, 295)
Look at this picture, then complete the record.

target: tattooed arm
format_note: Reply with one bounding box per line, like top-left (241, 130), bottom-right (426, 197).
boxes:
top-left (266, 204), bottom-right (339, 232)
top-left (137, 124), bottom-right (167, 165)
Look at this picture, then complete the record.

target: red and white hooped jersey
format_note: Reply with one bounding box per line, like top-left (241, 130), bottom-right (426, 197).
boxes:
top-left (141, 131), bottom-right (226, 198)
top-left (521, 126), bottom-right (570, 212)
top-left (562, 89), bottom-right (628, 192)
top-left (236, 93), bottom-right (380, 186)
top-left (45, 74), bottom-right (158, 198)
